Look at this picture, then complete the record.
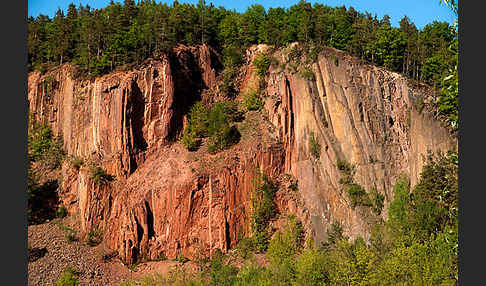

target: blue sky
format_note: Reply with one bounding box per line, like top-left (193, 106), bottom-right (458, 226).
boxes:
top-left (27, 0), bottom-right (456, 30)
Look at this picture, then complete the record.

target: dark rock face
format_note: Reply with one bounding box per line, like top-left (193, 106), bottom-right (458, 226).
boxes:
top-left (28, 44), bottom-right (456, 264)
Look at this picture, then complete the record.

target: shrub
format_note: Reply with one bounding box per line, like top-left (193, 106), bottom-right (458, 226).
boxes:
top-left (322, 116), bottom-right (328, 128)
top-left (71, 156), bottom-right (84, 170)
top-left (415, 95), bottom-right (425, 114)
top-left (308, 131), bottom-right (321, 159)
top-left (89, 165), bottom-right (112, 185)
top-left (331, 54), bottom-right (339, 66)
top-left (66, 229), bottom-right (77, 243)
top-left (56, 205), bottom-right (67, 218)
top-left (244, 89), bottom-right (263, 111)
top-left (295, 248), bottom-right (330, 286)
top-left (337, 159), bottom-right (354, 185)
top-left (347, 183), bottom-right (372, 208)
top-left (266, 216), bottom-right (304, 285)
top-left (28, 120), bottom-right (66, 168)
top-left (288, 45), bottom-right (302, 62)
top-left (235, 237), bottom-right (255, 260)
top-left (177, 253), bottom-right (188, 264)
top-left (86, 227), bottom-right (102, 246)
top-left (55, 267), bottom-right (80, 286)
top-left (209, 252), bottom-right (238, 286)
top-left (250, 172), bottom-right (277, 252)
top-left (299, 68), bottom-right (315, 80)
top-left (322, 221), bottom-right (347, 249)
top-left (289, 181), bottom-right (298, 192)
top-left (234, 265), bottom-right (270, 286)
top-left (207, 102), bottom-right (241, 153)
top-left (181, 129), bottom-right (200, 151)
top-left (253, 53), bottom-right (271, 79)
top-left (370, 188), bottom-right (385, 215)
top-left (182, 101), bottom-right (241, 153)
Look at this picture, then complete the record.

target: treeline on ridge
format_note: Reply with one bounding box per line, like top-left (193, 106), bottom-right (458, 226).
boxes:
top-left (28, 0), bottom-right (456, 90)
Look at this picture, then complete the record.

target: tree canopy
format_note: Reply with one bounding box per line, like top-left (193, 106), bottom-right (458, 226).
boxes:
top-left (28, 0), bottom-right (456, 90)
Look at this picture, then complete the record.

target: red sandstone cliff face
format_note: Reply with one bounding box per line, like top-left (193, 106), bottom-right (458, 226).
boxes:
top-left (27, 44), bottom-right (456, 264)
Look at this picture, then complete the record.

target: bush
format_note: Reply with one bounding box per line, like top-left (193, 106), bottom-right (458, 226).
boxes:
top-left (90, 165), bottom-right (113, 185)
top-left (322, 116), bottom-right (328, 128)
top-left (337, 159), bottom-right (354, 185)
top-left (234, 265), bottom-right (270, 286)
top-left (370, 188), bottom-right (385, 215)
top-left (71, 156), bottom-right (84, 170)
top-left (308, 131), bottom-right (321, 159)
top-left (86, 227), bottom-right (102, 246)
top-left (250, 172), bottom-right (277, 252)
top-left (209, 252), bottom-right (238, 286)
top-left (66, 229), bottom-right (77, 243)
top-left (235, 237), bottom-right (255, 260)
top-left (243, 89), bottom-right (263, 111)
top-left (28, 120), bottom-right (66, 169)
top-left (266, 216), bottom-right (304, 285)
top-left (295, 248), bottom-right (330, 286)
top-left (182, 101), bottom-right (241, 153)
top-left (207, 102), bottom-right (241, 153)
top-left (56, 205), bottom-right (67, 218)
top-left (299, 68), bottom-right (315, 80)
top-left (55, 267), bottom-right (80, 286)
top-left (253, 53), bottom-right (271, 79)
top-left (347, 183), bottom-right (372, 208)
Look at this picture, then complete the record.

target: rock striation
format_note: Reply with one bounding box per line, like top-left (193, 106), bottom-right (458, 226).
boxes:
top-left (28, 43), bottom-right (456, 264)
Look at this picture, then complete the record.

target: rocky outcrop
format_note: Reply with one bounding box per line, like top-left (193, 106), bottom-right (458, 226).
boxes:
top-left (249, 44), bottom-right (456, 243)
top-left (27, 43), bottom-right (456, 264)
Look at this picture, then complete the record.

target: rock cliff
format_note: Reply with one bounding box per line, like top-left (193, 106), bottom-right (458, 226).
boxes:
top-left (27, 43), bottom-right (456, 264)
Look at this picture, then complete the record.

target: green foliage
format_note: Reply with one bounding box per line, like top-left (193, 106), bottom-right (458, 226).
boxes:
top-left (321, 116), bottom-right (328, 128)
top-left (234, 265), bottom-right (270, 286)
top-left (253, 53), bottom-right (271, 79)
top-left (337, 159), bottom-right (354, 185)
top-left (243, 89), bottom-right (264, 111)
top-left (89, 165), bottom-right (113, 185)
top-left (438, 65), bottom-right (458, 129)
top-left (266, 216), bottom-right (303, 285)
top-left (55, 267), bottom-right (80, 286)
top-left (181, 102), bottom-right (209, 151)
top-left (182, 101), bottom-right (241, 153)
top-left (294, 248), bottom-right (330, 286)
top-left (250, 171), bottom-right (277, 252)
top-left (235, 237), bottom-right (255, 260)
top-left (209, 252), bottom-right (238, 286)
top-left (70, 156), bottom-right (84, 170)
top-left (298, 68), bottom-right (315, 80)
top-left (346, 183), bottom-right (372, 208)
top-left (331, 54), bottom-right (339, 66)
top-left (177, 253), bottom-right (188, 264)
top-left (86, 227), bottom-right (102, 246)
top-left (56, 205), bottom-right (67, 218)
top-left (28, 120), bottom-right (65, 169)
top-left (370, 188), bottom-right (385, 215)
top-left (207, 102), bottom-right (241, 153)
top-left (66, 229), bottom-right (77, 243)
top-left (415, 95), bottom-right (425, 114)
top-left (308, 131), bottom-right (321, 159)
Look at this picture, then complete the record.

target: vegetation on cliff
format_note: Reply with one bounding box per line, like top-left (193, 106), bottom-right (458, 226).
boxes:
top-left (181, 101), bottom-right (242, 152)
top-left (28, 118), bottom-right (66, 224)
top-left (122, 150), bottom-right (458, 286)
